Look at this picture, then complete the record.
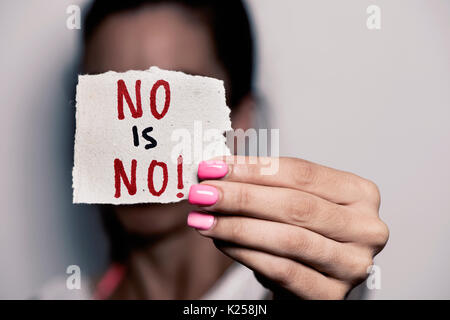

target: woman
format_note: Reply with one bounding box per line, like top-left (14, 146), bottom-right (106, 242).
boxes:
top-left (78, 0), bottom-right (388, 299)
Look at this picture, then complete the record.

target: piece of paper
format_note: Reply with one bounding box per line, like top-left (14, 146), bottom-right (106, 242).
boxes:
top-left (73, 67), bottom-right (231, 204)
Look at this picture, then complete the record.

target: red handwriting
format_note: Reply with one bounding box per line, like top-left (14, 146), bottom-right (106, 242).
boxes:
top-left (117, 79), bottom-right (171, 120)
top-left (114, 159), bottom-right (137, 198)
top-left (114, 78), bottom-right (179, 199)
top-left (177, 155), bottom-right (184, 198)
top-left (114, 157), bottom-right (183, 199)
top-left (150, 80), bottom-right (171, 120)
top-left (147, 160), bottom-right (168, 196)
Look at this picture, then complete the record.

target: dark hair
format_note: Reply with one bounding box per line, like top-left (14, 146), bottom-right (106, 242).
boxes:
top-left (83, 0), bottom-right (255, 108)
top-left (82, 0), bottom-right (255, 262)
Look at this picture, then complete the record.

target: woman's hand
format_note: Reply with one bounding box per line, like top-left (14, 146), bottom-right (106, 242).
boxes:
top-left (187, 156), bottom-right (389, 299)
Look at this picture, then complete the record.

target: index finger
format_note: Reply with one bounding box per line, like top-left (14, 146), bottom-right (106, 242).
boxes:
top-left (204, 156), bottom-right (378, 206)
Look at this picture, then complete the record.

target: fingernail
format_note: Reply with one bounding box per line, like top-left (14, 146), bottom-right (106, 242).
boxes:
top-left (187, 211), bottom-right (215, 230)
top-left (189, 184), bottom-right (219, 206)
top-left (198, 160), bottom-right (228, 180)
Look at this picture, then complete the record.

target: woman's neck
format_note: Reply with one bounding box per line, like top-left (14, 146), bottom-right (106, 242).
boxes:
top-left (109, 226), bottom-right (233, 299)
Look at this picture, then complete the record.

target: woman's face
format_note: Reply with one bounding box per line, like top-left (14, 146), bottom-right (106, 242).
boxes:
top-left (83, 4), bottom-right (250, 236)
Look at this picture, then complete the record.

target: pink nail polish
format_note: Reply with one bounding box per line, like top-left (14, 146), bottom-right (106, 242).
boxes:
top-left (187, 211), bottom-right (215, 230)
top-left (198, 160), bottom-right (228, 180)
top-left (189, 184), bottom-right (219, 206)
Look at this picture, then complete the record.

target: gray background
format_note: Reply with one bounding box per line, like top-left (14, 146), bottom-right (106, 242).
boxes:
top-left (1, 0), bottom-right (449, 299)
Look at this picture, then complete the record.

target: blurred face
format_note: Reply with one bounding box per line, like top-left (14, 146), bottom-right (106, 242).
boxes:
top-left (83, 4), bottom-right (241, 236)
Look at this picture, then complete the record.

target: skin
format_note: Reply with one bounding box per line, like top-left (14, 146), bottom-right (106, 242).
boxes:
top-left (83, 4), bottom-right (389, 300)
top-left (198, 156), bottom-right (388, 299)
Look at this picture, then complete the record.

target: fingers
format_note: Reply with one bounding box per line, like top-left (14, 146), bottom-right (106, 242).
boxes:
top-left (203, 156), bottom-right (380, 208)
top-left (191, 156), bottom-right (388, 299)
top-left (191, 180), bottom-right (378, 243)
top-left (188, 213), bottom-right (370, 281)
top-left (214, 242), bottom-right (349, 300)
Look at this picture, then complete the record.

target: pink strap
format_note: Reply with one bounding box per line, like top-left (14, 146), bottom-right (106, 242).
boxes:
top-left (93, 263), bottom-right (126, 300)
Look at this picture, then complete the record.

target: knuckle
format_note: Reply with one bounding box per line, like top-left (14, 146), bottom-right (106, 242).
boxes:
top-left (299, 272), bottom-right (319, 296)
top-left (288, 194), bottom-right (316, 224)
top-left (352, 253), bottom-right (373, 283)
top-left (227, 218), bottom-right (245, 242)
top-left (361, 179), bottom-right (381, 207)
top-left (241, 157), bottom-right (260, 178)
top-left (369, 220), bottom-right (390, 251)
top-left (246, 161), bottom-right (261, 179)
top-left (284, 232), bottom-right (314, 256)
top-left (291, 158), bottom-right (317, 187)
top-left (272, 262), bottom-right (297, 287)
top-left (325, 204), bottom-right (347, 236)
top-left (234, 184), bottom-right (251, 211)
top-left (327, 244), bottom-right (343, 267)
top-left (341, 173), bottom-right (357, 193)
top-left (232, 160), bottom-right (258, 180)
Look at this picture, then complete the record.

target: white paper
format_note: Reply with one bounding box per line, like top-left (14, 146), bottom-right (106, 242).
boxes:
top-left (73, 67), bottom-right (231, 204)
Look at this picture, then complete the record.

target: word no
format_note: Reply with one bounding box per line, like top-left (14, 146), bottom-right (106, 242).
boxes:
top-left (114, 79), bottom-right (184, 198)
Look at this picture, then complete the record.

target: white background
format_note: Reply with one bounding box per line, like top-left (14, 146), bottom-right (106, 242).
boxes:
top-left (1, 0), bottom-right (449, 299)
